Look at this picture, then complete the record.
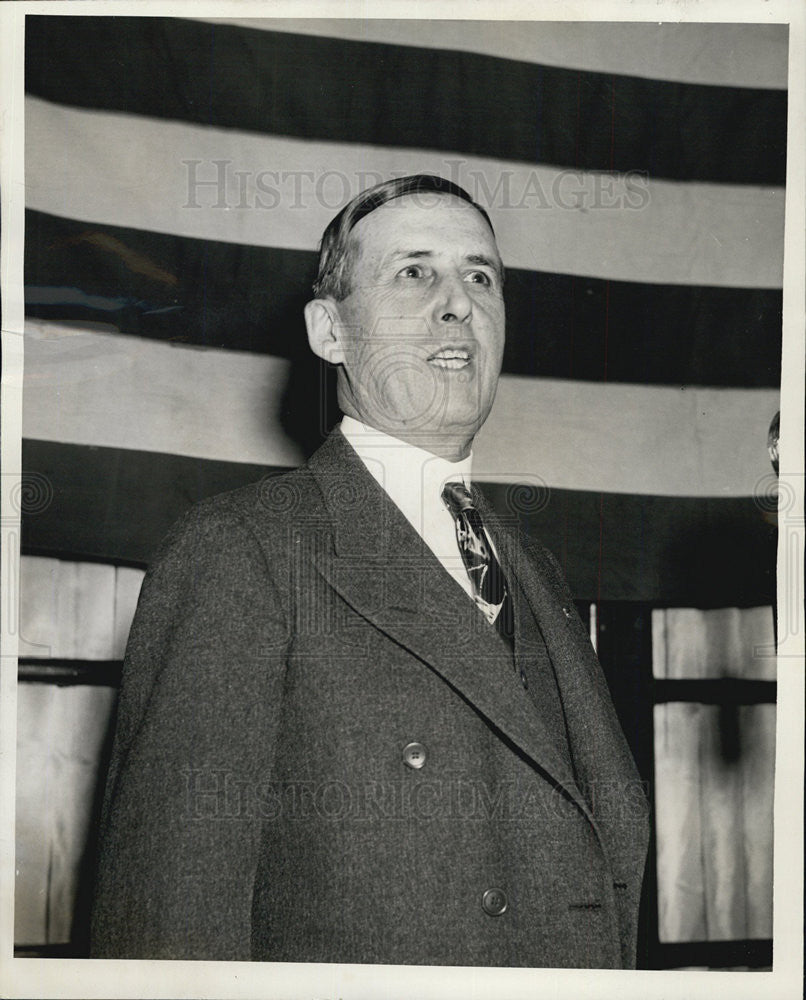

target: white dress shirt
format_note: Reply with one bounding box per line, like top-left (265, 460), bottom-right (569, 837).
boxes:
top-left (340, 416), bottom-right (504, 623)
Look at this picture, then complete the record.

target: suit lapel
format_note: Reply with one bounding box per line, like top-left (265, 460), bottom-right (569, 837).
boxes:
top-left (306, 430), bottom-right (593, 824)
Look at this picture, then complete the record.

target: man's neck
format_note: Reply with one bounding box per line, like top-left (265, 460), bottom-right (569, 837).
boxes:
top-left (339, 417), bottom-right (473, 463)
top-left (339, 415), bottom-right (473, 475)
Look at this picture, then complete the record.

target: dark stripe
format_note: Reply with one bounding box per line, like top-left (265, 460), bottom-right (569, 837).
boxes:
top-left (649, 938), bottom-right (772, 970)
top-left (654, 678), bottom-right (776, 704)
top-left (21, 439), bottom-right (277, 565)
top-left (482, 481), bottom-right (777, 607)
top-left (14, 944), bottom-right (83, 959)
top-left (22, 439), bottom-right (777, 606)
top-left (18, 658), bottom-right (122, 687)
top-left (25, 211), bottom-right (783, 388)
top-left (504, 269), bottom-right (782, 387)
top-left (17, 549), bottom-right (148, 572)
top-left (25, 17), bottom-right (787, 185)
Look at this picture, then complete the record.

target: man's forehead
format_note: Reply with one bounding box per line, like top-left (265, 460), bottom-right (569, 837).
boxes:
top-left (350, 192), bottom-right (499, 255)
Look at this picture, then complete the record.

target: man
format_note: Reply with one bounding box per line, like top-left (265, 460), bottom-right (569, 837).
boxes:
top-left (91, 174), bottom-right (649, 967)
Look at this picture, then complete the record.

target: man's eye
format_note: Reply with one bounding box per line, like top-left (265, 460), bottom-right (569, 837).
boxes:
top-left (398, 264), bottom-right (424, 279)
top-left (465, 270), bottom-right (491, 286)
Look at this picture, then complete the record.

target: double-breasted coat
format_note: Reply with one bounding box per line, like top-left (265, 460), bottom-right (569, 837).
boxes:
top-left (90, 428), bottom-right (649, 966)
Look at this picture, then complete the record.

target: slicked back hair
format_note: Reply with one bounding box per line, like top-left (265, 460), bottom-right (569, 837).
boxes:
top-left (312, 174), bottom-right (496, 301)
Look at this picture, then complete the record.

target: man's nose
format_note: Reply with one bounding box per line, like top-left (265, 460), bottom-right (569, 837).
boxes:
top-left (432, 274), bottom-right (472, 325)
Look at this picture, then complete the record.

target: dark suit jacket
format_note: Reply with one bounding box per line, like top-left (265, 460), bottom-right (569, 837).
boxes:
top-left (91, 428), bottom-right (649, 967)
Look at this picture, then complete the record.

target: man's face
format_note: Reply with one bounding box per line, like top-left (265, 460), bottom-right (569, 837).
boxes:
top-left (331, 193), bottom-right (506, 453)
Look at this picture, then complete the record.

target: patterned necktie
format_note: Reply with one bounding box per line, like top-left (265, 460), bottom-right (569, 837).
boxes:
top-left (441, 482), bottom-right (514, 640)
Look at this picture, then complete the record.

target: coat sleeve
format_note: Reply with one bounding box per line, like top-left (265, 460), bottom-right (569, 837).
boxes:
top-left (90, 500), bottom-right (290, 960)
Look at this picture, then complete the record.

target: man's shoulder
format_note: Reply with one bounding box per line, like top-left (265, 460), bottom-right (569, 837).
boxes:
top-left (148, 430), bottom-right (359, 571)
top-left (147, 464), bottom-right (324, 573)
top-left (194, 464), bottom-right (320, 525)
top-left (175, 463), bottom-right (327, 552)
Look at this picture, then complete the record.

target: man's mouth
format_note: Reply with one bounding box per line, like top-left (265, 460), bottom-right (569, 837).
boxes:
top-left (427, 347), bottom-right (473, 370)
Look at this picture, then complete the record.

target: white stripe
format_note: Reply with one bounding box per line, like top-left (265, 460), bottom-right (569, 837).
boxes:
top-left (25, 97), bottom-right (785, 290)
top-left (197, 18), bottom-right (789, 90)
top-left (473, 375), bottom-right (778, 498)
top-left (23, 320), bottom-right (779, 498)
top-left (23, 320), bottom-right (305, 470)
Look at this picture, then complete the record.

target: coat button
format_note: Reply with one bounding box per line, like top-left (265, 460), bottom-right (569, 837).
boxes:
top-left (402, 742), bottom-right (426, 769)
top-left (481, 888), bottom-right (508, 916)
top-left (562, 606), bottom-right (573, 619)
top-left (519, 668), bottom-right (529, 689)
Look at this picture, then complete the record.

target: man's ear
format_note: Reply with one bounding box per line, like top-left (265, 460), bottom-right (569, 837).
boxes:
top-left (304, 299), bottom-right (346, 365)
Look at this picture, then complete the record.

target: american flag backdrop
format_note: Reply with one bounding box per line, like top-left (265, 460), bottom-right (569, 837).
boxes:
top-left (16, 16), bottom-right (784, 966)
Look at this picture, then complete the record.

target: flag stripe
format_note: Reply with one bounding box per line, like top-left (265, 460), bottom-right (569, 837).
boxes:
top-left (25, 17), bottom-right (787, 186)
top-left (25, 98), bottom-right (786, 290)
top-left (481, 376), bottom-right (778, 498)
top-left (23, 323), bottom-right (779, 499)
top-left (199, 19), bottom-right (789, 90)
top-left (20, 438), bottom-right (278, 566)
top-left (25, 213), bottom-right (783, 389)
top-left (20, 439), bottom-right (776, 607)
top-left (23, 324), bottom-right (306, 470)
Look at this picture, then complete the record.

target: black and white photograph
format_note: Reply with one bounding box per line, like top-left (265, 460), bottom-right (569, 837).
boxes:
top-left (1, 2), bottom-right (803, 998)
